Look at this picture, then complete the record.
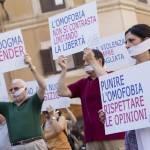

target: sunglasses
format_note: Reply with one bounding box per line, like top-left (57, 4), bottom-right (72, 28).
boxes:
top-left (9, 87), bottom-right (21, 92)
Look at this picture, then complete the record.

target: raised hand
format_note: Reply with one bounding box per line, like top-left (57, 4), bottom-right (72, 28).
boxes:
top-left (24, 53), bottom-right (35, 70)
top-left (57, 55), bottom-right (67, 70)
top-left (83, 48), bottom-right (96, 64)
top-left (98, 109), bottom-right (106, 124)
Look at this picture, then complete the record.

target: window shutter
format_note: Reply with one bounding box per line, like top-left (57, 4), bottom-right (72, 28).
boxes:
top-left (39, 0), bottom-right (65, 12)
top-left (73, 51), bottom-right (84, 68)
top-left (40, 48), bottom-right (56, 75)
top-left (40, 0), bottom-right (54, 12)
top-left (53, 0), bottom-right (66, 10)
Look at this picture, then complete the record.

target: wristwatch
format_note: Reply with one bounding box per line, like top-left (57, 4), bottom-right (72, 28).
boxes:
top-left (51, 116), bottom-right (57, 120)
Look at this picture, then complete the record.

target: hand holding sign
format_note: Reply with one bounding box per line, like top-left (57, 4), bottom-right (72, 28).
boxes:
top-left (47, 105), bottom-right (54, 114)
top-left (57, 56), bottom-right (68, 70)
top-left (98, 109), bottom-right (106, 124)
top-left (24, 53), bottom-right (36, 71)
top-left (46, 105), bottom-right (58, 119)
top-left (83, 48), bottom-right (96, 64)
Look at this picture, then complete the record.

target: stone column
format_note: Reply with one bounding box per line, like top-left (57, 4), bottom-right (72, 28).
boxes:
top-left (97, 0), bottom-right (138, 36)
top-left (31, 0), bottom-right (41, 16)
top-left (65, 0), bottom-right (74, 8)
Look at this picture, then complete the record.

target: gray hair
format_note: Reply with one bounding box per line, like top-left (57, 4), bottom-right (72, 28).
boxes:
top-left (12, 79), bottom-right (27, 88)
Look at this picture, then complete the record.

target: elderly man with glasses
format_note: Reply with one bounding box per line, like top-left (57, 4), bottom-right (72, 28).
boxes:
top-left (0, 54), bottom-right (48, 150)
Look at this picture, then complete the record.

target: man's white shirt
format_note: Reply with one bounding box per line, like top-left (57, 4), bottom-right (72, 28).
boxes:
top-left (0, 121), bottom-right (11, 150)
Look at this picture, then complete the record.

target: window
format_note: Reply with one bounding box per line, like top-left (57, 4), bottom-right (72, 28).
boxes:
top-left (138, 0), bottom-right (147, 3)
top-left (73, 51), bottom-right (84, 68)
top-left (40, 48), bottom-right (84, 75)
top-left (40, 0), bottom-right (65, 13)
top-left (40, 48), bottom-right (56, 75)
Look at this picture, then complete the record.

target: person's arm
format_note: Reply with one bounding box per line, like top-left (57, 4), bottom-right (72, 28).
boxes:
top-left (24, 54), bottom-right (46, 100)
top-left (83, 48), bottom-right (107, 77)
top-left (65, 108), bottom-right (77, 125)
top-left (57, 56), bottom-right (72, 97)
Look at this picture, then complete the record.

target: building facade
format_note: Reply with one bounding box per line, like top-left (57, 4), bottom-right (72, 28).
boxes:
top-left (0, 0), bottom-right (150, 116)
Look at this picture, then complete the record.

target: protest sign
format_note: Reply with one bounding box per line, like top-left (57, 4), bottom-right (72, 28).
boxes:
top-left (27, 75), bottom-right (71, 110)
top-left (94, 32), bottom-right (135, 71)
top-left (0, 29), bottom-right (27, 73)
top-left (0, 74), bottom-right (9, 102)
top-left (99, 61), bottom-right (150, 134)
top-left (49, 1), bottom-right (100, 59)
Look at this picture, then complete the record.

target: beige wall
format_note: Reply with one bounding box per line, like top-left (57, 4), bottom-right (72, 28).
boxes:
top-left (1, 0), bottom-right (150, 88)
top-left (120, 9), bottom-right (138, 30)
top-left (99, 9), bottom-right (124, 37)
top-left (137, 13), bottom-right (150, 25)
top-left (0, 4), bottom-right (7, 25)
top-left (74, 0), bottom-right (85, 6)
top-left (5, 0), bottom-right (33, 21)
top-left (9, 24), bottom-right (50, 81)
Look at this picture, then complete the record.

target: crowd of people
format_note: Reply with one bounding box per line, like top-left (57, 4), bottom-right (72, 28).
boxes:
top-left (0, 23), bottom-right (149, 150)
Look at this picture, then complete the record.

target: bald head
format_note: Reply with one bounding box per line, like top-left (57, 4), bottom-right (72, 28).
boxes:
top-left (12, 79), bottom-right (27, 88)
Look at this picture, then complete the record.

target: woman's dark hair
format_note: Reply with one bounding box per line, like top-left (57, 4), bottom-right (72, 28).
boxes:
top-left (125, 24), bottom-right (150, 40)
top-left (92, 49), bottom-right (105, 66)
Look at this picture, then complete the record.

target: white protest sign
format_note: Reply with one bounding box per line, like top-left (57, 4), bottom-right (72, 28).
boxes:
top-left (27, 75), bottom-right (71, 110)
top-left (0, 74), bottom-right (9, 102)
top-left (99, 61), bottom-right (150, 135)
top-left (94, 33), bottom-right (135, 71)
top-left (49, 1), bottom-right (100, 59)
top-left (0, 29), bottom-right (27, 73)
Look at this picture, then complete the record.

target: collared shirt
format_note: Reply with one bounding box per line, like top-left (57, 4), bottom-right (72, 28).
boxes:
top-left (125, 130), bottom-right (138, 150)
top-left (0, 121), bottom-right (11, 150)
top-left (68, 77), bottom-right (124, 143)
top-left (0, 94), bottom-right (43, 143)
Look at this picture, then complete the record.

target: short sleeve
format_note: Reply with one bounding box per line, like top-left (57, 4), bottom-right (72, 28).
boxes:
top-left (68, 79), bottom-right (83, 98)
top-left (0, 102), bottom-right (9, 116)
top-left (31, 93), bottom-right (43, 112)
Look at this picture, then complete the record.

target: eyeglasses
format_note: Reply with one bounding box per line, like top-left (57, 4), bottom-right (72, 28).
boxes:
top-left (9, 87), bottom-right (21, 92)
